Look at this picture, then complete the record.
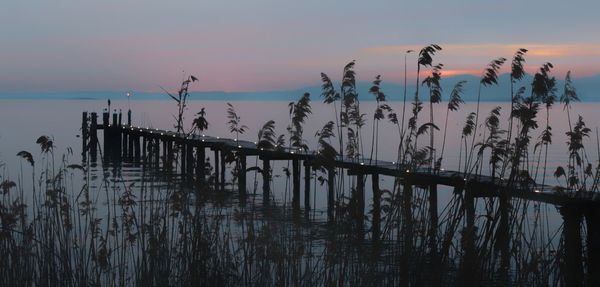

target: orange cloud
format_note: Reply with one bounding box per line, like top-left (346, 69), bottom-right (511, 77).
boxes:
top-left (363, 43), bottom-right (600, 58)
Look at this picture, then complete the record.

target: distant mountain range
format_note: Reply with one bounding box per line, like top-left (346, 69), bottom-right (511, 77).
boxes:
top-left (1, 73), bottom-right (599, 102)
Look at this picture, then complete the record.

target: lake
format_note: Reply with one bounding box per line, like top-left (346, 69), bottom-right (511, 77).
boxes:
top-left (0, 98), bottom-right (597, 286)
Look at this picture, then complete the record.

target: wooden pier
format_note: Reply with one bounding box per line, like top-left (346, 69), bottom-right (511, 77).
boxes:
top-left (82, 110), bottom-right (600, 286)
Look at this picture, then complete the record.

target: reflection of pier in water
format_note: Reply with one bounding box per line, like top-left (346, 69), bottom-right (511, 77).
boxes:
top-left (83, 110), bottom-right (600, 286)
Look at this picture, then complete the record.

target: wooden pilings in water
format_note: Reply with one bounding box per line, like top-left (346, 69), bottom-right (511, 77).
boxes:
top-left (262, 159), bottom-right (271, 200)
top-left (372, 174), bottom-right (381, 240)
top-left (292, 159), bottom-right (300, 209)
top-left (304, 163), bottom-right (311, 210)
top-left (585, 209), bottom-right (600, 286)
top-left (561, 206), bottom-right (584, 287)
top-left (86, 110), bottom-right (600, 285)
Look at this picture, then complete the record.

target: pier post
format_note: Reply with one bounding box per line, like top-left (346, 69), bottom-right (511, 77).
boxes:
top-left (186, 143), bottom-right (194, 179)
top-left (142, 136), bottom-right (147, 162)
top-left (82, 112), bottom-right (88, 155)
top-left (304, 162), bottom-right (311, 210)
top-left (292, 159), bottom-right (300, 209)
top-left (127, 129), bottom-right (134, 160)
top-left (262, 159), bottom-right (271, 199)
top-left (372, 173), bottom-right (381, 241)
top-left (327, 167), bottom-right (335, 220)
top-left (154, 138), bottom-right (160, 166)
top-left (460, 188), bottom-right (477, 287)
top-left (103, 112), bottom-right (110, 158)
top-left (162, 139), bottom-right (167, 166)
top-left (497, 189), bottom-right (510, 285)
top-left (220, 150), bottom-right (226, 191)
top-left (238, 154), bottom-right (246, 196)
top-left (214, 150), bottom-right (220, 191)
top-left (90, 112), bottom-right (98, 158)
top-left (112, 113), bottom-right (120, 159)
top-left (166, 140), bottom-right (173, 171)
top-left (355, 173), bottom-right (365, 222)
top-left (180, 143), bottom-right (186, 175)
top-left (147, 137), bottom-right (153, 167)
top-left (127, 110), bottom-right (131, 125)
top-left (560, 206), bottom-right (584, 287)
top-left (122, 128), bottom-right (128, 158)
top-left (134, 135), bottom-right (141, 162)
top-left (585, 210), bottom-right (600, 286)
top-left (196, 146), bottom-right (205, 184)
top-left (401, 179), bottom-right (413, 287)
top-left (428, 183), bottom-right (440, 286)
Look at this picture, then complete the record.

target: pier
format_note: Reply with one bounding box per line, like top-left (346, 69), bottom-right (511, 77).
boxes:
top-left (83, 110), bottom-right (600, 286)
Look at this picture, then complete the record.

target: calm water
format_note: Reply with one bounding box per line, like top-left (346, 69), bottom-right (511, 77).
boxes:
top-left (0, 98), bottom-right (597, 285)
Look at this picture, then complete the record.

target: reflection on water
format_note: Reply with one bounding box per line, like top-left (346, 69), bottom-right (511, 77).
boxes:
top-left (0, 99), bottom-right (599, 285)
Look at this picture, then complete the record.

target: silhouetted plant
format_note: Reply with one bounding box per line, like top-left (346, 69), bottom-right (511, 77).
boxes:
top-left (226, 102), bottom-right (247, 142)
top-left (507, 49), bottom-right (528, 146)
top-left (437, 81), bottom-right (465, 170)
top-left (560, 71), bottom-right (579, 132)
top-left (369, 75), bottom-right (391, 163)
top-left (423, 63), bottom-right (443, 169)
top-left (288, 92), bottom-right (312, 151)
top-left (162, 75), bottom-right (198, 133)
top-left (192, 107), bottom-right (209, 135)
top-left (531, 63), bottom-right (556, 184)
top-left (467, 57), bottom-right (506, 174)
top-left (398, 50), bottom-right (414, 164)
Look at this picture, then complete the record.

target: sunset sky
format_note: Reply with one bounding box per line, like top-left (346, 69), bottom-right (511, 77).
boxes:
top-left (1, 0), bottom-right (599, 92)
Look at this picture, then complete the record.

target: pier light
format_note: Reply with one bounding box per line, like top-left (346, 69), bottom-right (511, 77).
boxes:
top-left (238, 145), bottom-right (242, 148)
top-left (534, 189), bottom-right (541, 193)
top-left (406, 169), bottom-right (410, 173)
top-left (160, 133), bottom-right (163, 136)
top-left (139, 130), bottom-right (142, 132)
top-left (291, 151), bottom-right (295, 154)
top-left (234, 139), bottom-right (237, 141)
top-left (202, 134), bottom-right (205, 137)
top-left (360, 162), bottom-right (364, 166)
top-left (172, 135), bottom-right (175, 138)
top-left (217, 136), bottom-right (220, 139)
top-left (440, 168), bottom-right (445, 171)
top-left (150, 131), bottom-right (152, 134)
top-left (463, 178), bottom-right (467, 181)
top-left (254, 141), bottom-right (257, 145)
top-left (392, 161), bottom-right (396, 164)
top-left (260, 148), bottom-right (264, 151)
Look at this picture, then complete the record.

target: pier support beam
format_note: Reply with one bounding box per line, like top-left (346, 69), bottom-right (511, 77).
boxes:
top-left (355, 173), bottom-right (365, 222)
top-left (214, 150), bottom-right (220, 191)
top-left (401, 179), bottom-right (413, 287)
top-left (90, 112), bottom-right (98, 160)
top-left (497, 189), bottom-right (510, 286)
top-left (561, 206), bottom-right (584, 287)
top-left (180, 143), bottom-right (186, 174)
top-left (186, 143), bottom-right (194, 179)
top-left (155, 139), bottom-right (160, 166)
top-left (82, 112), bottom-right (88, 156)
top-left (460, 188), bottom-right (477, 287)
top-left (426, 183), bottom-right (441, 286)
top-left (585, 210), bottom-right (600, 286)
top-left (372, 173), bottom-right (381, 241)
top-left (220, 150), bottom-right (226, 192)
top-left (238, 154), bottom-right (246, 196)
top-left (327, 167), bottom-right (335, 219)
top-left (304, 163), bottom-right (311, 210)
top-left (134, 136), bottom-right (140, 162)
top-left (292, 159), bottom-right (300, 209)
top-left (196, 146), bottom-right (205, 185)
top-left (262, 159), bottom-right (271, 200)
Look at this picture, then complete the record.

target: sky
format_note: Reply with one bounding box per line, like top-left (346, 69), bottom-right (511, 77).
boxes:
top-left (1, 0), bottom-right (599, 93)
